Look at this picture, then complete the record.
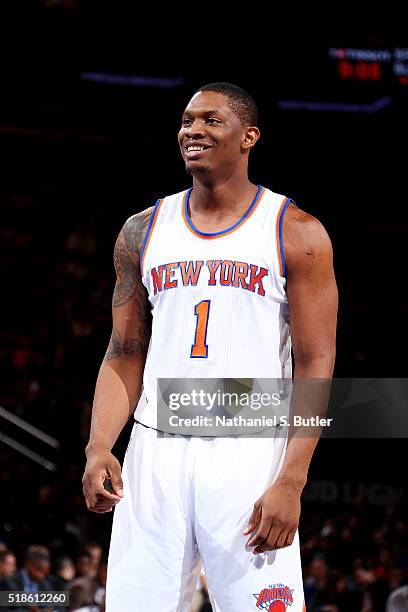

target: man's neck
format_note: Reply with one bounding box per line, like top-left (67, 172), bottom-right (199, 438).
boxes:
top-left (190, 176), bottom-right (258, 216)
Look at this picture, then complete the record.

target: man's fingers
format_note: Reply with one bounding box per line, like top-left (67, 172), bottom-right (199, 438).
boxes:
top-left (93, 500), bottom-right (115, 512)
top-left (247, 514), bottom-right (272, 548)
top-left (88, 494), bottom-right (119, 514)
top-left (82, 451), bottom-right (124, 512)
top-left (90, 505), bottom-right (113, 514)
top-left (253, 528), bottom-right (292, 554)
top-left (83, 473), bottom-right (121, 511)
top-left (242, 517), bottom-right (258, 536)
top-left (274, 530), bottom-right (289, 550)
top-left (95, 487), bottom-right (121, 502)
top-left (253, 525), bottom-right (280, 554)
top-left (107, 461), bottom-right (124, 497)
top-left (83, 470), bottom-right (105, 508)
top-left (243, 504), bottom-right (261, 536)
top-left (284, 530), bottom-right (296, 547)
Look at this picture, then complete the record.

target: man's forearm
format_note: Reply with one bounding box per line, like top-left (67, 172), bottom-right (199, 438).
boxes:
top-left (85, 358), bottom-right (144, 455)
top-left (275, 355), bottom-right (335, 490)
top-left (275, 438), bottom-right (318, 491)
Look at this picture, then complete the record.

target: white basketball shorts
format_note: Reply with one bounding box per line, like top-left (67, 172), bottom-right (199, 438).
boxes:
top-left (106, 422), bottom-right (305, 611)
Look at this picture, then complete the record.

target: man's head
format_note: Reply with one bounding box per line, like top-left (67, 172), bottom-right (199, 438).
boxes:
top-left (55, 555), bottom-right (75, 582)
top-left (0, 550), bottom-right (17, 578)
top-left (178, 82), bottom-right (260, 180)
top-left (23, 548), bottom-right (50, 582)
top-left (75, 550), bottom-right (93, 577)
top-left (84, 541), bottom-right (103, 575)
top-left (97, 557), bottom-right (108, 586)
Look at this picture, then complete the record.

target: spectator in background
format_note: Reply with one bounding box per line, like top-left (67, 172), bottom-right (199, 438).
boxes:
top-left (83, 542), bottom-right (102, 579)
top-left (0, 546), bottom-right (54, 611)
top-left (50, 555), bottom-right (76, 590)
top-left (0, 550), bottom-right (17, 580)
top-left (93, 557), bottom-right (107, 609)
top-left (304, 557), bottom-right (338, 610)
top-left (68, 552), bottom-right (107, 611)
top-left (0, 546), bottom-right (52, 592)
top-left (332, 570), bottom-right (362, 611)
top-left (0, 540), bottom-right (8, 553)
top-left (68, 552), bottom-right (106, 611)
top-left (75, 550), bottom-right (93, 578)
top-left (68, 580), bottom-right (98, 612)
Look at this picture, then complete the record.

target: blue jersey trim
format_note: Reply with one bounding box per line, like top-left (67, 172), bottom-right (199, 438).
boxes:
top-left (139, 198), bottom-right (162, 275)
top-left (184, 185), bottom-right (263, 237)
top-left (279, 198), bottom-right (293, 277)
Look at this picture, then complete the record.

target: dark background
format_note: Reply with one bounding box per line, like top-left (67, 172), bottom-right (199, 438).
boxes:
top-left (0, 5), bottom-right (407, 610)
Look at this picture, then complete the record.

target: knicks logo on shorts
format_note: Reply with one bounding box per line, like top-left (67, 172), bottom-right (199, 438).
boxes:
top-left (253, 583), bottom-right (294, 610)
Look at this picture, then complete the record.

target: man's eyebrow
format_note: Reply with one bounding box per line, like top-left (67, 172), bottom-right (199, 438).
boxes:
top-left (182, 109), bottom-right (225, 117)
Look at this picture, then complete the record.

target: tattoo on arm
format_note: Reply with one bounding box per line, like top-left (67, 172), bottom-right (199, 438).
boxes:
top-left (104, 327), bottom-right (122, 361)
top-left (112, 209), bottom-right (153, 308)
top-left (104, 328), bottom-right (149, 361)
top-left (104, 208), bottom-right (154, 362)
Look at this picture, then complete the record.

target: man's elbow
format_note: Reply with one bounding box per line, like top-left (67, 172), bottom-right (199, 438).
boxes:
top-left (294, 350), bottom-right (336, 377)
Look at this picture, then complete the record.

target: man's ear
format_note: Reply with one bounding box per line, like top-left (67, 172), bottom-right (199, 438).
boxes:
top-left (242, 126), bottom-right (261, 152)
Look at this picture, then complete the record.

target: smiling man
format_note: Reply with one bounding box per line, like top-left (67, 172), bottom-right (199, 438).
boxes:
top-left (82, 82), bottom-right (338, 611)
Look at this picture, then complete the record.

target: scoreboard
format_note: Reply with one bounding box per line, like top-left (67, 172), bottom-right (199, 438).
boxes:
top-left (329, 46), bottom-right (408, 85)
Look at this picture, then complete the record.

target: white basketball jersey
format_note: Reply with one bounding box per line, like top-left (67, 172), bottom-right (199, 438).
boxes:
top-left (135, 185), bottom-right (293, 429)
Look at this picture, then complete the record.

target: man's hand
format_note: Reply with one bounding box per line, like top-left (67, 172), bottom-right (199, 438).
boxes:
top-left (82, 449), bottom-right (124, 513)
top-left (243, 479), bottom-right (302, 554)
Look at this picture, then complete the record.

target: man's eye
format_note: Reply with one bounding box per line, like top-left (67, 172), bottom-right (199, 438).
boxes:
top-left (208, 118), bottom-right (220, 124)
top-left (182, 119), bottom-right (192, 126)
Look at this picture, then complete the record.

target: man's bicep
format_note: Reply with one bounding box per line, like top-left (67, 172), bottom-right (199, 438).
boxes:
top-left (284, 210), bottom-right (338, 370)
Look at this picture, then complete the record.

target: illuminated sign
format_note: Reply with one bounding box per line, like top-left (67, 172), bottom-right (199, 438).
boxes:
top-left (329, 47), bottom-right (408, 85)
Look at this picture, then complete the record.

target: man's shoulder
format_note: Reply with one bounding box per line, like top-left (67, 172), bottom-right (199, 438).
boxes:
top-left (122, 188), bottom-right (187, 251)
top-left (125, 205), bottom-right (155, 230)
top-left (284, 202), bottom-right (332, 243)
top-left (121, 207), bottom-right (155, 254)
top-left (282, 202), bottom-right (333, 265)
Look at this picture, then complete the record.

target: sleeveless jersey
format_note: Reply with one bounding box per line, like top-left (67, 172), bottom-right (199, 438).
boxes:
top-left (135, 185), bottom-right (293, 429)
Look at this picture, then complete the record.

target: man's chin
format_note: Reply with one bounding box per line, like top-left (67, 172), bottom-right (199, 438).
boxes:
top-left (186, 163), bottom-right (210, 175)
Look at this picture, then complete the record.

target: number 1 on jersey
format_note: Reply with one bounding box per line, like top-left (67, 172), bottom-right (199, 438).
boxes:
top-left (191, 300), bottom-right (211, 358)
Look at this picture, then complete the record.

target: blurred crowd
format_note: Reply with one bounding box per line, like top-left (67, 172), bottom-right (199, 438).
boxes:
top-left (1, 496), bottom-right (408, 611)
top-left (0, 185), bottom-right (112, 447)
top-left (0, 541), bottom-right (106, 611)
top-left (301, 498), bottom-right (408, 611)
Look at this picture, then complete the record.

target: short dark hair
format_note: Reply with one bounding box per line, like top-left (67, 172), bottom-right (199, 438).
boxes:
top-left (55, 555), bottom-right (74, 572)
top-left (24, 546), bottom-right (50, 563)
top-left (0, 550), bottom-right (15, 563)
top-left (76, 549), bottom-right (92, 561)
top-left (25, 552), bottom-right (49, 563)
top-left (84, 540), bottom-right (102, 550)
top-left (195, 82), bottom-right (258, 127)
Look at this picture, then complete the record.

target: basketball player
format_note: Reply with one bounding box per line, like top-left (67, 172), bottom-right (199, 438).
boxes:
top-left (82, 83), bottom-right (338, 611)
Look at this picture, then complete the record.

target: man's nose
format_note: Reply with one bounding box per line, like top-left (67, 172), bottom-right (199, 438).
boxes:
top-left (184, 120), bottom-right (206, 138)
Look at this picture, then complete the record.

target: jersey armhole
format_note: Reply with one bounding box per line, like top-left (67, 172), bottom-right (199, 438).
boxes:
top-left (139, 198), bottom-right (164, 276)
top-left (276, 197), bottom-right (296, 278)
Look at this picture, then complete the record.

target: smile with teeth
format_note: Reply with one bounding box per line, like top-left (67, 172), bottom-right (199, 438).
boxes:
top-left (187, 146), bottom-right (206, 152)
